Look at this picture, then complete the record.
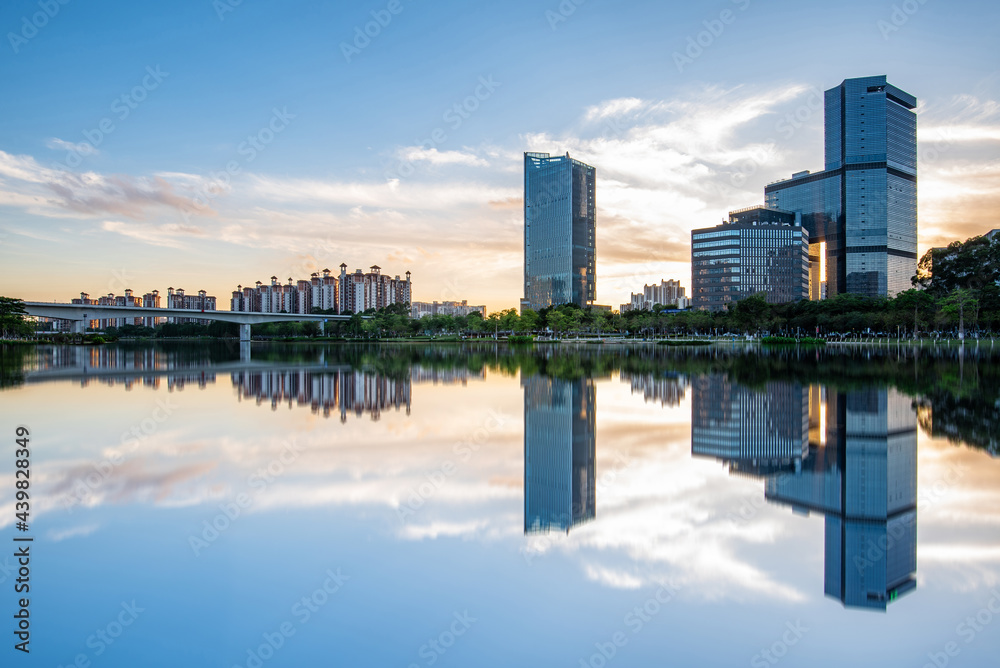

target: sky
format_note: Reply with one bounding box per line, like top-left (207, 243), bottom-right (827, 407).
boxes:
top-left (0, 0), bottom-right (998, 312)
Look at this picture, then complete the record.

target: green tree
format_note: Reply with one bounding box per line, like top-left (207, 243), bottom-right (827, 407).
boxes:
top-left (0, 297), bottom-right (33, 338)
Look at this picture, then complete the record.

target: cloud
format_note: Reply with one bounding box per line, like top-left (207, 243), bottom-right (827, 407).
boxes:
top-left (397, 147), bottom-right (489, 167)
top-left (0, 150), bottom-right (211, 220)
top-left (46, 137), bottom-right (98, 156)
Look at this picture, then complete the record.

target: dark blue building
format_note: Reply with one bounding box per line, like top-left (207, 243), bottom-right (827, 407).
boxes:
top-left (765, 76), bottom-right (917, 298)
top-left (522, 152), bottom-right (596, 312)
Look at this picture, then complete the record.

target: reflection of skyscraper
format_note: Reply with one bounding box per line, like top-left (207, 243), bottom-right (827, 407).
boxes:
top-left (691, 375), bottom-right (809, 477)
top-left (523, 375), bottom-right (596, 534)
top-left (766, 388), bottom-right (918, 610)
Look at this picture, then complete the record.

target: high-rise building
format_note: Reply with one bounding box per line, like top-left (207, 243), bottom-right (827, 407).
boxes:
top-left (620, 279), bottom-right (688, 312)
top-left (765, 76), bottom-right (917, 298)
top-left (231, 266), bottom-right (410, 315)
top-left (522, 152), bottom-right (596, 312)
top-left (691, 205), bottom-right (810, 311)
top-left (766, 387), bottom-right (918, 610)
top-left (523, 375), bottom-right (596, 534)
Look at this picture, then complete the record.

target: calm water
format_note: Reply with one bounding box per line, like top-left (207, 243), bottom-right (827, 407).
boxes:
top-left (1, 342), bottom-right (999, 667)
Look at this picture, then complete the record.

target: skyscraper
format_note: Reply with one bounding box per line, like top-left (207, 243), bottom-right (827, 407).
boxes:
top-left (766, 387), bottom-right (918, 610)
top-left (765, 76), bottom-right (917, 298)
top-left (523, 375), bottom-right (596, 534)
top-left (522, 152), bottom-right (596, 312)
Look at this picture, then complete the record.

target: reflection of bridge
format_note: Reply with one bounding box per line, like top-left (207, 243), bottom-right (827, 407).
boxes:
top-left (23, 302), bottom-right (356, 340)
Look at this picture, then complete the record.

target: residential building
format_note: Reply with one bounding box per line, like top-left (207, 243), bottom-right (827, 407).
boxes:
top-left (522, 151), bottom-right (596, 312)
top-left (410, 300), bottom-right (486, 319)
top-left (167, 287), bottom-right (217, 324)
top-left (620, 279), bottom-right (688, 312)
top-left (232, 266), bottom-right (410, 315)
top-left (691, 205), bottom-right (810, 312)
top-left (765, 76), bottom-right (918, 299)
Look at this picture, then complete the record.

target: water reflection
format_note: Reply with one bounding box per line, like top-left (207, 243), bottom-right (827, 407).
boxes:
top-left (767, 388), bottom-right (918, 611)
top-left (523, 376), bottom-right (597, 534)
top-left (691, 373), bottom-right (918, 611)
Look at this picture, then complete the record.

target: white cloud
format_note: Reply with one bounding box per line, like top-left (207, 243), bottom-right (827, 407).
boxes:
top-left (46, 137), bottom-right (98, 156)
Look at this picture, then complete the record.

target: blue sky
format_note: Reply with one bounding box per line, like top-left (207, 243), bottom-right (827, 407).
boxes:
top-left (1, 0), bottom-right (998, 310)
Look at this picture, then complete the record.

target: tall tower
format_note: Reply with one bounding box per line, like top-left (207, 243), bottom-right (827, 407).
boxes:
top-left (522, 152), bottom-right (596, 312)
top-left (765, 76), bottom-right (917, 298)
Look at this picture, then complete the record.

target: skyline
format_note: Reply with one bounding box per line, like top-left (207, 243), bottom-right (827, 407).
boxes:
top-left (2, 0), bottom-right (999, 312)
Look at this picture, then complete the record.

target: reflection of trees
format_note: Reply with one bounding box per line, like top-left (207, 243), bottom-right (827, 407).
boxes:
top-left (5, 339), bottom-right (1000, 456)
top-left (0, 345), bottom-right (32, 389)
top-left (915, 392), bottom-right (999, 456)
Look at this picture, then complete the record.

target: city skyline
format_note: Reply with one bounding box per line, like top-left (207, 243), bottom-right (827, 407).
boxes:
top-left (2, 1), bottom-right (999, 313)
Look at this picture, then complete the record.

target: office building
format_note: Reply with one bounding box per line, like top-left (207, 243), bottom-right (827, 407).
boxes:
top-left (523, 375), bottom-right (596, 534)
top-left (691, 205), bottom-right (810, 311)
top-left (691, 375), bottom-right (810, 477)
top-left (765, 76), bottom-right (918, 298)
top-left (766, 387), bottom-right (918, 610)
top-left (522, 152), bottom-right (596, 312)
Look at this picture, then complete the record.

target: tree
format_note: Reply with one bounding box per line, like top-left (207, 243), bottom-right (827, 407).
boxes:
top-left (0, 297), bottom-right (33, 338)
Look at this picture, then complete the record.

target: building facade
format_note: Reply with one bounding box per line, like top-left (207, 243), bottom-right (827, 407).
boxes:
top-left (523, 375), bottom-right (596, 534)
top-left (522, 151), bottom-right (596, 312)
top-left (231, 266), bottom-right (410, 315)
top-left (620, 279), bottom-right (688, 312)
top-left (765, 76), bottom-right (918, 299)
top-left (691, 205), bottom-right (810, 311)
top-left (410, 300), bottom-right (486, 319)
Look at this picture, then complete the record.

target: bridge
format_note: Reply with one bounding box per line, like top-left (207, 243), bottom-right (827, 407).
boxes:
top-left (23, 302), bottom-right (356, 341)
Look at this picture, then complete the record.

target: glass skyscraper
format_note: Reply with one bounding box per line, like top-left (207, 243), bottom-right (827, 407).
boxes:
top-left (766, 388), bottom-right (918, 610)
top-left (765, 76), bottom-right (917, 298)
top-left (522, 152), bottom-right (596, 312)
top-left (523, 375), bottom-right (596, 534)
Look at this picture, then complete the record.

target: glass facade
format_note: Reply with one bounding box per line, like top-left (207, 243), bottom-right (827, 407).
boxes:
top-left (766, 387), bottom-right (918, 610)
top-left (691, 206), bottom-right (810, 311)
top-left (523, 152), bottom-right (596, 311)
top-left (766, 76), bottom-right (917, 299)
top-left (523, 375), bottom-right (596, 534)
